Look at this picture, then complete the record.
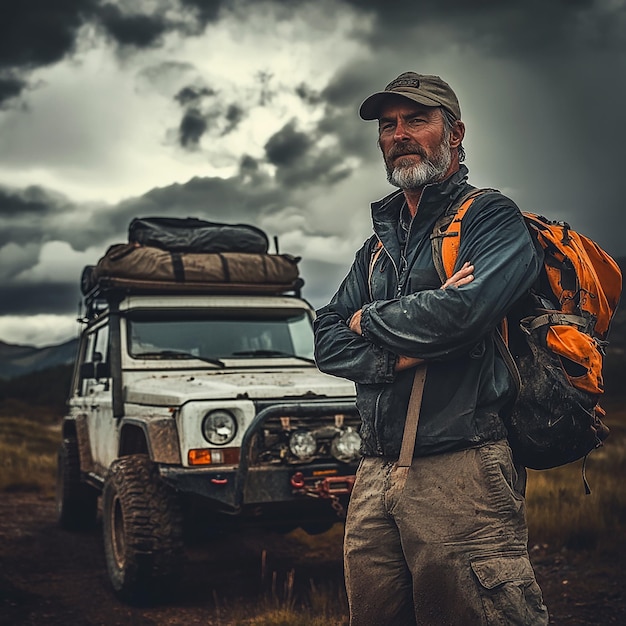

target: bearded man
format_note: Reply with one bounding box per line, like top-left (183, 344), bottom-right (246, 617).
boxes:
top-left (314, 73), bottom-right (549, 625)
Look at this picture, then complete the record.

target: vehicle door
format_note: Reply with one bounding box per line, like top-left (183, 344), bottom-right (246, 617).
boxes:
top-left (80, 321), bottom-right (118, 471)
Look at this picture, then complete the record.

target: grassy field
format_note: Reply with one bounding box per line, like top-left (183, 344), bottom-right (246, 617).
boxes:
top-left (0, 399), bottom-right (624, 625)
top-left (0, 411), bottom-right (59, 494)
top-left (223, 569), bottom-right (349, 626)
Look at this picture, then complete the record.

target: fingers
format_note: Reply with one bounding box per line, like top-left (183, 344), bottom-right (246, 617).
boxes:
top-left (348, 309), bottom-right (363, 335)
top-left (440, 262), bottom-right (474, 289)
top-left (395, 355), bottom-right (425, 372)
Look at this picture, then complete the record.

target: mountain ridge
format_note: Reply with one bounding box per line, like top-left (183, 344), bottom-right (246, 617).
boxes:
top-left (0, 337), bottom-right (78, 380)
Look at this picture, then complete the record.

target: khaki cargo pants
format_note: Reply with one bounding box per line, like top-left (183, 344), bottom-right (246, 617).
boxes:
top-left (344, 441), bottom-right (548, 626)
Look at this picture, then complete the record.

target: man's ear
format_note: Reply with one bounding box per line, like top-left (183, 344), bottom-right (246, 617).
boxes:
top-left (449, 120), bottom-right (465, 149)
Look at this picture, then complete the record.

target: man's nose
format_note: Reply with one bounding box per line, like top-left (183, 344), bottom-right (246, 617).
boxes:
top-left (393, 119), bottom-right (411, 141)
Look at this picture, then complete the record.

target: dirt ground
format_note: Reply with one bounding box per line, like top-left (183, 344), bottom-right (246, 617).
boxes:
top-left (0, 492), bottom-right (624, 625)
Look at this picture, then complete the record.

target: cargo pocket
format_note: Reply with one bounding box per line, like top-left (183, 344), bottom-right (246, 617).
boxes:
top-left (470, 552), bottom-right (548, 625)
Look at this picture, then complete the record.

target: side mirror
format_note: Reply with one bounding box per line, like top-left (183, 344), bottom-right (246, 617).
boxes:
top-left (95, 361), bottom-right (110, 379)
top-left (80, 361), bottom-right (96, 380)
top-left (80, 360), bottom-right (110, 380)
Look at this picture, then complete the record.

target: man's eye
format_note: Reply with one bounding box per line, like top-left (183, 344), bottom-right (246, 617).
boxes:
top-left (379, 124), bottom-right (394, 133)
top-left (408, 118), bottom-right (424, 126)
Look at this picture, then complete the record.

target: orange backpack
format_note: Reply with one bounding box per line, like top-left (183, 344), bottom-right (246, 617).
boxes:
top-left (431, 190), bottom-right (622, 477)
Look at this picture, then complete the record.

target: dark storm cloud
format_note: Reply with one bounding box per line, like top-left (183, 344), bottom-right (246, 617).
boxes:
top-left (240, 155), bottom-right (259, 172)
top-left (175, 88), bottom-right (245, 148)
top-left (0, 0), bottom-right (226, 105)
top-left (96, 3), bottom-right (168, 48)
top-left (175, 85), bottom-right (213, 148)
top-left (179, 108), bottom-right (208, 147)
top-left (0, 0), bottom-right (96, 69)
top-left (295, 83), bottom-right (322, 106)
top-left (0, 185), bottom-right (104, 252)
top-left (264, 120), bottom-right (353, 188)
top-left (179, 0), bottom-right (224, 25)
top-left (0, 186), bottom-right (80, 252)
top-left (175, 85), bottom-right (216, 106)
top-left (321, 63), bottom-right (375, 109)
top-left (0, 0), bottom-right (330, 106)
top-left (0, 283), bottom-right (81, 315)
top-left (265, 121), bottom-right (312, 166)
top-left (340, 0), bottom-right (626, 55)
top-left (0, 75), bottom-right (26, 106)
top-left (0, 186), bottom-right (65, 218)
top-left (0, 0), bottom-right (96, 103)
top-left (316, 65), bottom-right (386, 159)
top-left (222, 104), bottom-right (244, 135)
top-left (93, 173), bottom-right (283, 250)
top-left (115, 172), bottom-right (282, 224)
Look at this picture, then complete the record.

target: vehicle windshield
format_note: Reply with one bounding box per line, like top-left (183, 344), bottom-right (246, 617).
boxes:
top-left (127, 309), bottom-right (314, 362)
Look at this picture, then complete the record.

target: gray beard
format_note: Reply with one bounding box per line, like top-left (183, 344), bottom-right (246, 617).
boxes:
top-left (386, 140), bottom-right (452, 190)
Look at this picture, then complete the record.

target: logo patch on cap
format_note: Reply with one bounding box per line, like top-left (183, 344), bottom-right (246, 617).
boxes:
top-left (386, 75), bottom-right (420, 90)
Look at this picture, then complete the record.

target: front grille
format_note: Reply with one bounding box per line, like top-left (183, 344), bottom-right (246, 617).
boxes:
top-left (247, 410), bottom-right (361, 466)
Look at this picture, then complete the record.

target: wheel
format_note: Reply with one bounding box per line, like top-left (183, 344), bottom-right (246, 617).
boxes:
top-left (102, 454), bottom-right (184, 603)
top-left (56, 437), bottom-right (98, 531)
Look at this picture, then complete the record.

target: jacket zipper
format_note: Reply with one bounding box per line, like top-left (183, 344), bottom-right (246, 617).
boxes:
top-left (399, 218), bottom-right (414, 296)
top-left (398, 190), bottom-right (429, 296)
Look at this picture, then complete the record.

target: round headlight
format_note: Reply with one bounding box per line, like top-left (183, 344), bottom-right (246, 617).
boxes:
top-left (331, 428), bottom-right (362, 462)
top-left (202, 410), bottom-right (237, 445)
top-left (288, 430), bottom-right (317, 461)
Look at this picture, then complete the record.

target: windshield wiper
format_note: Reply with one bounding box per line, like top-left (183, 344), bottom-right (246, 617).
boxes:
top-left (231, 350), bottom-right (315, 364)
top-left (134, 350), bottom-right (225, 368)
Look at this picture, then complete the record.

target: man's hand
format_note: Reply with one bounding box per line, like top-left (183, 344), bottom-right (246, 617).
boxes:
top-left (440, 262), bottom-right (474, 290)
top-left (349, 308), bottom-right (363, 335)
top-left (348, 261), bottom-right (475, 370)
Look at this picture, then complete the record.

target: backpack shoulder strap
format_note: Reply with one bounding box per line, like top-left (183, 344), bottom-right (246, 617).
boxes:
top-left (368, 238), bottom-right (384, 300)
top-left (430, 188), bottom-right (497, 283)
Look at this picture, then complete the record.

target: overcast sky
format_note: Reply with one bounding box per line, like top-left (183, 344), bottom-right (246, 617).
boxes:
top-left (1, 0), bottom-right (625, 347)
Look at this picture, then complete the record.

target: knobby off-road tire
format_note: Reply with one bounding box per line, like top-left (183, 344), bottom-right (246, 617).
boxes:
top-left (56, 437), bottom-right (98, 531)
top-left (102, 454), bottom-right (184, 604)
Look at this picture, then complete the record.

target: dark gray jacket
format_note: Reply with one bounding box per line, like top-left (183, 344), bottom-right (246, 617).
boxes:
top-left (314, 166), bottom-right (542, 459)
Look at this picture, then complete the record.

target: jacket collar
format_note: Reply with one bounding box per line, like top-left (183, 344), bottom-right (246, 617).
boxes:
top-left (371, 165), bottom-right (470, 228)
top-left (369, 166), bottom-right (471, 261)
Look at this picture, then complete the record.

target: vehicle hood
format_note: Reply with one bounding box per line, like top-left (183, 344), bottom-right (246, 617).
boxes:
top-left (124, 367), bottom-right (356, 406)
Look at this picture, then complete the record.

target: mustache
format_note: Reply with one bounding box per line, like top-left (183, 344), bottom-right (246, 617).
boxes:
top-left (386, 143), bottom-right (428, 160)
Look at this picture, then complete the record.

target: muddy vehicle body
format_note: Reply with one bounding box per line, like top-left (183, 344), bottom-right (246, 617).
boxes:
top-left (57, 240), bottom-right (358, 602)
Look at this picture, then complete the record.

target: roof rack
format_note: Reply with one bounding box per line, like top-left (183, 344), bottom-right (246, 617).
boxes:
top-left (82, 276), bottom-right (305, 320)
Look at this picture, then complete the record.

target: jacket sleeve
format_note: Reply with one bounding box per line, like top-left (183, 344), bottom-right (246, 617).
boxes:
top-left (314, 241), bottom-right (397, 384)
top-left (360, 195), bottom-right (542, 360)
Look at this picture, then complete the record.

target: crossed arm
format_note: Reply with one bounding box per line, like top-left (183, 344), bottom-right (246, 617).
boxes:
top-left (348, 262), bottom-right (475, 371)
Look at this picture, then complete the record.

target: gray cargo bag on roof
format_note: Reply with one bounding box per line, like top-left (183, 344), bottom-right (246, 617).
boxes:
top-left (128, 217), bottom-right (269, 254)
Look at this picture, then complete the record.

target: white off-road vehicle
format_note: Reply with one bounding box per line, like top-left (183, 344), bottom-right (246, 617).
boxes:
top-left (56, 229), bottom-right (358, 603)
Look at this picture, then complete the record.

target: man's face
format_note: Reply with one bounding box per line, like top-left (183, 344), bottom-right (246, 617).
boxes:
top-left (377, 99), bottom-right (453, 190)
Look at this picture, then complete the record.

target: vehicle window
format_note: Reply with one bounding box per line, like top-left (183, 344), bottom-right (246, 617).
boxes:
top-left (127, 310), bottom-right (314, 361)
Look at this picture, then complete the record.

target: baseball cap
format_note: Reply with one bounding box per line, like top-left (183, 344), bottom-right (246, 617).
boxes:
top-left (359, 72), bottom-right (461, 121)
